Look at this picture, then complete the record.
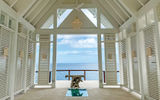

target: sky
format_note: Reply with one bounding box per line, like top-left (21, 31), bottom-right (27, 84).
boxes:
top-left (36, 8), bottom-right (115, 65)
top-left (57, 35), bottom-right (99, 63)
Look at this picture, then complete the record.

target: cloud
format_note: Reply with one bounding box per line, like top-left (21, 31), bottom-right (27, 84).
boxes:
top-left (58, 51), bottom-right (80, 55)
top-left (58, 50), bottom-right (97, 55)
top-left (72, 38), bottom-right (97, 48)
top-left (58, 35), bottom-right (97, 39)
top-left (58, 35), bottom-right (97, 48)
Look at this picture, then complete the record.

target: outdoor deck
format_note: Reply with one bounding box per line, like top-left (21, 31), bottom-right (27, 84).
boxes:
top-left (15, 81), bottom-right (140, 100)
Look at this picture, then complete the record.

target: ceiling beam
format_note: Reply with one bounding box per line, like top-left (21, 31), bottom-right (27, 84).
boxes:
top-left (0, 0), bottom-right (35, 31)
top-left (24, 0), bottom-right (43, 19)
top-left (35, 2), bottom-right (58, 29)
top-left (105, 0), bottom-right (125, 22)
top-left (136, 0), bottom-right (144, 6)
top-left (117, 0), bottom-right (137, 17)
top-left (92, 0), bottom-right (119, 29)
top-left (18, 17), bottom-right (35, 31)
top-left (53, 4), bottom-right (96, 8)
top-left (113, 0), bottom-right (131, 18)
top-left (10, 0), bottom-right (18, 8)
top-left (29, 0), bottom-right (50, 23)
top-left (18, 0), bottom-right (37, 17)
top-left (35, 29), bottom-right (119, 34)
top-left (98, 0), bottom-right (122, 25)
top-left (32, 0), bottom-right (57, 26)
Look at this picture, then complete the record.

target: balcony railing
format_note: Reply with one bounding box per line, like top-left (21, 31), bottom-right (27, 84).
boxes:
top-left (56, 70), bottom-right (100, 81)
top-left (36, 70), bottom-right (119, 83)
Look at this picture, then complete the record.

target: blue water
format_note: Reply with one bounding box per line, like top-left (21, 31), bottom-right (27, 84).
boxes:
top-left (34, 63), bottom-right (120, 84)
top-left (66, 89), bottom-right (88, 97)
top-left (56, 63), bottom-right (99, 80)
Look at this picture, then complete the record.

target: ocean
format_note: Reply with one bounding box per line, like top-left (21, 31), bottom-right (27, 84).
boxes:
top-left (34, 63), bottom-right (120, 84)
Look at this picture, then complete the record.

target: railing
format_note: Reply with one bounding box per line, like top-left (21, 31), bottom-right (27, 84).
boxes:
top-left (36, 70), bottom-right (119, 83)
top-left (56, 70), bottom-right (100, 81)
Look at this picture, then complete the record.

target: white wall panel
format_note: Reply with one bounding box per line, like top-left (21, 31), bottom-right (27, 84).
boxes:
top-left (131, 36), bottom-right (140, 93)
top-left (121, 39), bottom-right (129, 88)
top-left (143, 25), bottom-right (159, 100)
top-left (38, 34), bottom-right (50, 85)
top-left (14, 35), bottom-right (27, 92)
top-left (104, 34), bottom-right (117, 85)
top-left (0, 27), bottom-right (11, 99)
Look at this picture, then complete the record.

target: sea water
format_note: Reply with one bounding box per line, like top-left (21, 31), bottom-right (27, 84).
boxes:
top-left (34, 63), bottom-right (120, 84)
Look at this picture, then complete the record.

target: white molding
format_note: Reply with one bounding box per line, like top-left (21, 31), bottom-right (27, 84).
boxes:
top-left (97, 34), bottom-right (103, 88)
top-left (35, 29), bottom-right (118, 34)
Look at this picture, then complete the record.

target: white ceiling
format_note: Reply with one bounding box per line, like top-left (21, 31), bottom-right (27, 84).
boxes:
top-left (3, 0), bottom-right (150, 29)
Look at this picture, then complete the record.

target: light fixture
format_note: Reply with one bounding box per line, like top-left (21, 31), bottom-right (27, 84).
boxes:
top-left (72, 17), bottom-right (83, 29)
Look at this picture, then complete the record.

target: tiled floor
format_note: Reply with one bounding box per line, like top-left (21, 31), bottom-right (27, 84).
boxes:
top-left (15, 81), bottom-right (140, 100)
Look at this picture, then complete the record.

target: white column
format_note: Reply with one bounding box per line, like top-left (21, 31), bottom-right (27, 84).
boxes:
top-left (52, 34), bottom-right (57, 88)
top-left (23, 31), bottom-right (29, 93)
top-left (104, 34), bottom-right (107, 83)
top-left (154, 7), bottom-right (160, 100)
top-left (127, 38), bottom-right (134, 90)
top-left (52, 9), bottom-right (57, 88)
top-left (8, 27), bottom-right (18, 100)
top-left (136, 32), bottom-right (145, 100)
top-left (139, 31), bottom-right (149, 98)
top-left (97, 34), bottom-right (103, 88)
top-left (31, 39), bottom-right (36, 87)
top-left (119, 41), bottom-right (124, 86)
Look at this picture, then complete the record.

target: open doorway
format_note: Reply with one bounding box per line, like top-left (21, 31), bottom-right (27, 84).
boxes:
top-left (56, 34), bottom-right (99, 88)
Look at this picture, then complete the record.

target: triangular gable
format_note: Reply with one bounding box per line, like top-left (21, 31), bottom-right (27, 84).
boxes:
top-left (57, 9), bottom-right (73, 27)
top-left (101, 14), bottom-right (113, 29)
top-left (81, 8), bottom-right (97, 27)
top-left (41, 15), bottom-right (54, 29)
top-left (59, 9), bottom-right (96, 29)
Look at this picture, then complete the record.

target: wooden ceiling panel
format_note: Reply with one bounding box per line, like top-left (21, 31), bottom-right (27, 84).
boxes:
top-left (120, 0), bottom-right (142, 13)
top-left (2, 0), bottom-right (152, 28)
top-left (32, 0), bottom-right (57, 26)
top-left (107, 0), bottom-right (129, 21)
top-left (139, 0), bottom-right (150, 5)
top-left (12, 0), bottom-right (36, 14)
top-left (27, 0), bottom-right (50, 23)
top-left (62, 0), bottom-right (91, 4)
top-left (100, 0), bottom-right (124, 25)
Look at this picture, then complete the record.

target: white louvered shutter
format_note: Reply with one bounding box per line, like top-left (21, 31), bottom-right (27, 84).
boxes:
top-left (0, 27), bottom-right (10, 99)
top-left (121, 40), bottom-right (129, 88)
top-left (38, 34), bottom-right (50, 85)
top-left (144, 25), bottom-right (159, 100)
top-left (104, 34), bottom-right (117, 85)
top-left (15, 35), bottom-right (27, 92)
top-left (26, 40), bottom-right (33, 88)
top-left (131, 36), bottom-right (140, 93)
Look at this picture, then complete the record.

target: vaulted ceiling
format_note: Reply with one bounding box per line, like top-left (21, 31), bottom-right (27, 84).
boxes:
top-left (3, 0), bottom-right (150, 29)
